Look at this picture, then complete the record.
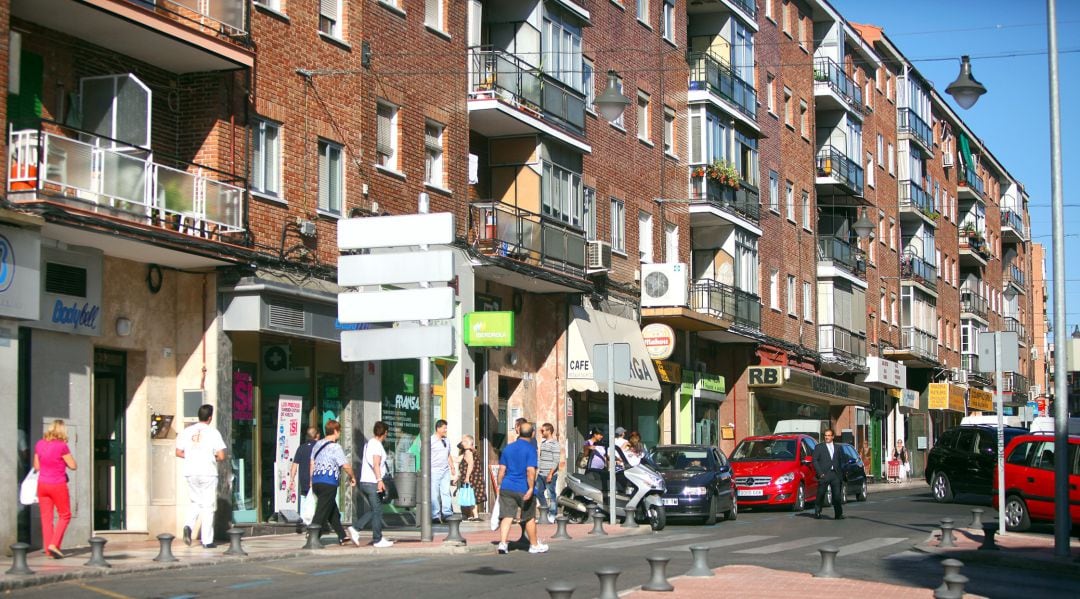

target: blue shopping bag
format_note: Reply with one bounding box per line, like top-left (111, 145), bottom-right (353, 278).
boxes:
top-left (458, 484), bottom-right (476, 508)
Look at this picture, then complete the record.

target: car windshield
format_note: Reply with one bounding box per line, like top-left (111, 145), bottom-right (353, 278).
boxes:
top-left (650, 448), bottom-right (712, 471)
top-left (731, 439), bottom-right (797, 461)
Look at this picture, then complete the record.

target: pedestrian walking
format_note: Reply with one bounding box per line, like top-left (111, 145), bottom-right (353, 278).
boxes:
top-left (348, 421), bottom-right (393, 548)
top-left (289, 426), bottom-right (321, 531)
top-left (430, 419), bottom-right (457, 523)
top-left (310, 420), bottom-right (357, 546)
top-left (496, 422), bottom-right (547, 554)
top-left (175, 404), bottom-right (226, 548)
top-left (812, 429), bottom-right (844, 520)
top-left (457, 435), bottom-right (485, 521)
top-left (535, 423), bottom-right (562, 524)
top-left (892, 439), bottom-right (910, 481)
top-left (34, 419), bottom-right (77, 558)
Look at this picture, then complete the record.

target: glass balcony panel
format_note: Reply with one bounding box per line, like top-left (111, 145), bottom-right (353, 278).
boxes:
top-left (469, 202), bottom-right (586, 274)
top-left (171, 0), bottom-right (247, 34)
top-left (818, 236), bottom-right (864, 276)
top-left (814, 57), bottom-right (863, 111)
top-left (961, 166), bottom-right (984, 196)
top-left (900, 326), bottom-right (937, 360)
top-left (690, 175), bottom-right (759, 222)
top-left (100, 149), bottom-right (150, 208)
top-left (960, 288), bottom-right (988, 319)
top-left (203, 177), bottom-right (244, 230)
top-left (961, 354), bottom-right (981, 373)
top-left (44, 134), bottom-right (95, 192)
top-left (819, 324), bottom-right (867, 365)
top-left (901, 251), bottom-right (937, 291)
top-left (816, 145), bottom-right (863, 195)
top-left (472, 48), bottom-right (585, 135)
top-left (155, 164), bottom-right (198, 216)
top-left (1001, 209), bottom-right (1027, 238)
top-left (899, 181), bottom-right (935, 218)
top-left (687, 52), bottom-right (757, 119)
top-left (689, 278), bottom-right (762, 331)
top-left (898, 108), bottom-right (933, 151)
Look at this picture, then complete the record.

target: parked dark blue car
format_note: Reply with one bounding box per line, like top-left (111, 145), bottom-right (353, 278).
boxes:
top-left (650, 445), bottom-right (737, 525)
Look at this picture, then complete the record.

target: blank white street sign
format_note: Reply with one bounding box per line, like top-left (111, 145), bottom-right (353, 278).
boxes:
top-left (338, 213), bottom-right (454, 250)
top-left (338, 250), bottom-right (454, 287)
top-left (338, 287), bottom-right (454, 324)
top-left (340, 325), bottom-right (454, 361)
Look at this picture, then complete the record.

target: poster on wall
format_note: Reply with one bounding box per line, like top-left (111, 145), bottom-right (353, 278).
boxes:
top-left (382, 360), bottom-right (421, 473)
top-left (274, 395), bottom-right (303, 514)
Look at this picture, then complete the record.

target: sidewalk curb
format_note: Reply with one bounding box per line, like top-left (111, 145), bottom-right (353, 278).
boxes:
top-left (915, 529), bottom-right (1080, 577)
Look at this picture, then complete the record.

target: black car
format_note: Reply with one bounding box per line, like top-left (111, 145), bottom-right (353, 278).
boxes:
top-left (926, 424), bottom-right (1029, 502)
top-left (649, 444), bottom-right (737, 524)
top-left (823, 442), bottom-right (869, 506)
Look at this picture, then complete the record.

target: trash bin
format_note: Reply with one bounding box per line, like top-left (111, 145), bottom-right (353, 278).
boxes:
top-left (393, 471), bottom-right (417, 508)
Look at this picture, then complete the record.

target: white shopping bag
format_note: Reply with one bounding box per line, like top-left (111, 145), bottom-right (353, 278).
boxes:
top-left (300, 489), bottom-right (316, 524)
top-left (20, 470), bottom-right (38, 506)
top-left (489, 498), bottom-right (500, 531)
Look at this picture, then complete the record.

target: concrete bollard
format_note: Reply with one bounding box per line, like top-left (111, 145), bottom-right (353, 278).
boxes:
top-left (224, 528), bottom-right (247, 556)
top-left (153, 533), bottom-right (178, 563)
top-left (443, 515), bottom-right (466, 545)
top-left (944, 573), bottom-right (969, 596)
top-left (552, 515), bottom-right (572, 540)
top-left (6, 543), bottom-right (34, 575)
top-left (304, 524), bottom-right (324, 550)
top-left (641, 556), bottom-right (674, 592)
top-left (939, 520), bottom-right (956, 548)
top-left (595, 567), bottom-right (621, 599)
top-left (686, 545), bottom-right (714, 577)
top-left (813, 545), bottom-right (840, 578)
top-left (84, 537), bottom-right (111, 568)
top-left (935, 559), bottom-right (964, 594)
top-left (933, 587), bottom-right (962, 599)
top-left (546, 581), bottom-right (575, 599)
top-left (621, 509), bottom-right (640, 529)
top-left (589, 512), bottom-right (608, 536)
top-left (970, 508), bottom-right (985, 529)
top-left (979, 523), bottom-right (999, 551)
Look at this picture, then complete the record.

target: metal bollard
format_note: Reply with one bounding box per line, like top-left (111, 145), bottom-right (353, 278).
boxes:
top-left (595, 566), bottom-right (621, 599)
top-left (6, 543), bottom-right (34, 575)
top-left (813, 545), bottom-right (840, 578)
top-left (935, 559), bottom-right (964, 594)
top-left (978, 522), bottom-right (999, 551)
top-left (546, 581), bottom-right (575, 599)
top-left (641, 555), bottom-right (674, 592)
top-left (304, 524), bottom-right (324, 550)
top-left (933, 586), bottom-right (961, 599)
top-left (944, 573), bottom-right (969, 596)
top-left (552, 515), bottom-right (572, 540)
top-left (939, 520), bottom-right (956, 548)
top-left (443, 515), bottom-right (466, 545)
top-left (589, 512), bottom-right (608, 536)
top-left (621, 509), bottom-right (639, 529)
top-left (84, 537), bottom-right (111, 568)
top-left (154, 533), bottom-right (178, 563)
top-left (686, 545), bottom-right (714, 577)
top-left (970, 508), bottom-right (985, 529)
top-left (224, 528), bottom-right (247, 556)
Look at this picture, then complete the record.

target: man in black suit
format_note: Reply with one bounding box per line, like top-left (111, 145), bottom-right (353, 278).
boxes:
top-left (811, 429), bottom-right (844, 520)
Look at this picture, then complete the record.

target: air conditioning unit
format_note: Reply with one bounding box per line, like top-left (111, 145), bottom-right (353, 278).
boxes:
top-left (640, 263), bottom-right (688, 308)
top-left (951, 367), bottom-right (968, 384)
top-left (586, 240), bottom-right (612, 273)
top-left (942, 151), bottom-right (954, 168)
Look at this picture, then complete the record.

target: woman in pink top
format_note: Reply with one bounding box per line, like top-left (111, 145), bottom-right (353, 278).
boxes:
top-left (34, 419), bottom-right (77, 558)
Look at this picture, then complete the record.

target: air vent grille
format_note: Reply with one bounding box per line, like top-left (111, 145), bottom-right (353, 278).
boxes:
top-left (45, 262), bottom-right (88, 297)
top-left (267, 298), bottom-right (305, 331)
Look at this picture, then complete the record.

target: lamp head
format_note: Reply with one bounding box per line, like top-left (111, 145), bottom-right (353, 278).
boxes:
top-left (595, 69), bottom-right (630, 124)
top-left (852, 208), bottom-right (875, 241)
top-left (946, 56), bottom-right (986, 110)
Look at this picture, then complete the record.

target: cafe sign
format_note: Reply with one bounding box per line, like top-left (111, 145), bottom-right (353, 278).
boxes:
top-left (928, 383), bottom-right (966, 412)
top-left (968, 388), bottom-right (994, 412)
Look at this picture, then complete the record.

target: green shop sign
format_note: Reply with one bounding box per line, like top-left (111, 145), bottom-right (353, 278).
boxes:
top-left (681, 370), bottom-right (726, 398)
top-left (463, 311), bottom-right (515, 347)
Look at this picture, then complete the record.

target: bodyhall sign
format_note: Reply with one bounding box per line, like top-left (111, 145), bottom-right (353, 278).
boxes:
top-left (747, 366), bottom-right (870, 407)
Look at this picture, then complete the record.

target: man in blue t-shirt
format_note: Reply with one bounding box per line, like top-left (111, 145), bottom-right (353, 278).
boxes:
top-left (496, 422), bottom-right (547, 554)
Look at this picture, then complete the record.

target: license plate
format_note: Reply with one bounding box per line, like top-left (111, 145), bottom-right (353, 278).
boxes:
top-left (662, 497), bottom-right (679, 506)
top-left (738, 488), bottom-right (764, 497)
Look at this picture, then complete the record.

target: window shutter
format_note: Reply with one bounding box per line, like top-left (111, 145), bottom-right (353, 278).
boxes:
top-left (320, 0), bottom-right (337, 19)
top-left (377, 105), bottom-right (393, 157)
top-left (425, 124), bottom-right (440, 152)
top-left (318, 144), bottom-right (329, 210)
top-left (425, 0), bottom-right (439, 26)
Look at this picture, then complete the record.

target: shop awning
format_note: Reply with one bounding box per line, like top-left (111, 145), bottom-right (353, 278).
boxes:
top-left (567, 305), bottom-right (662, 400)
top-left (746, 366), bottom-right (870, 408)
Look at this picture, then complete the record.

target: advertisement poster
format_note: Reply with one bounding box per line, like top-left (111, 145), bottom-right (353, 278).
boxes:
top-left (233, 371), bottom-right (254, 421)
top-left (382, 360), bottom-right (421, 473)
top-left (274, 395), bottom-right (303, 513)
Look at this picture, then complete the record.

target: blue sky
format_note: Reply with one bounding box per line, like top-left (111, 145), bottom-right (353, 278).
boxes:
top-left (830, 0), bottom-right (1079, 339)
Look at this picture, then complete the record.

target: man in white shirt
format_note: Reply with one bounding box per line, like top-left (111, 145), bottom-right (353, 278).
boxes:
top-left (430, 419), bottom-right (457, 523)
top-left (176, 404), bottom-right (226, 548)
top-left (348, 420), bottom-right (394, 548)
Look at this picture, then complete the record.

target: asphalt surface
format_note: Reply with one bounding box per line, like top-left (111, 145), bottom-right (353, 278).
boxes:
top-left (16, 487), bottom-right (1080, 599)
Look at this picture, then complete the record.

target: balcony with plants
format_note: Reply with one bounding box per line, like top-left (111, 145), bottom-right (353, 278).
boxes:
top-left (689, 279), bottom-right (762, 332)
top-left (960, 287), bottom-right (989, 320)
top-left (468, 201), bottom-right (587, 277)
top-left (687, 51), bottom-right (757, 120)
top-left (817, 235), bottom-right (866, 279)
top-left (898, 180), bottom-right (938, 225)
top-left (900, 250), bottom-right (937, 292)
top-left (815, 145), bottom-right (864, 198)
top-left (1001, 209), bottom-right (1029, 243)
top-left (813, 57), bottom-right (864, 115)
top-left (959, 223), bottom-right (991, 264)
top-left (819, 324), bottom-right (868, 369)
top-left (897, 108), bottom-right (933, 155)
top-left (690, 160), bottom-right (760, 224)
top-left (958, 165), bottom-right (985, 200)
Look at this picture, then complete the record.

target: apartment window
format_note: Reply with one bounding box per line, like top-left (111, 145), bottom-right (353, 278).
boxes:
top-left (542, 159), bottom-right (583, 227)
top-left (781, 1), bottom-right (791, 35)
top-left (637, 0), bottom-right (650, 25)
top-left (785, 181), bottom-right (795, 222)
top-left (319, 0), bottom-right (342, 38)
top-left (424, 120), bottom-right (444, 187)
top-left (256, 0), bottom-right (281, 10)
top-left (878, 211), bottom-right (886, 245)
top-left (880, 290), bottom-right (887, 324)
top-left (637, 91), bottom-right (651, 142)
top-left (869, 235), bottom-right (875, 263)
top-left (797, 11), bottom-right (807, 49)
top-left (662, 0), bottom-right (675, 42)
top-left (864, 80), bottom-right (873, 110)
top-left (663, 106), bottom-right (676, 155)
top-left (543, 13), bottom-right (584, 92)
top-left (770, 269), bottom-right (780, 311)
top-left (664, 222), bottom-right (679, 264)
top-left (425, 0), bottom-right (444, 31)
top-left (769, 170), bottom-right (780, 213)
top-left (376, 100), bottom-right (399, 170)
top-left (890, 294), bottom-right (898, 325)
top-left (735, 230), bottom-right (759, 295)
top-left (251, 118), bottom-right (281, 197)
top-left (876, 134), bottom-right (884, 167)
top-left (318, 139), bottom-right (343, 215)
top-left (799, 100), bottom-right (808, 137)
top-left (886, 74), bottom-right (894, 101)
top-left (803, 282), bottom-right (813, 322)
top-left (583, 58), bottom-right (595, 113)
top-left (783, 87), bottom-right (793, 127)
top-left (866, 153), bottom-right (875, 188)
top-left (766, 74), bottom-right (776, 114)
top-left (638, 211), bottom-right (654, 263)
top-left (765, 0), bottom-right (774, 21)
top-left (787, 275), bottom-right (797, 316)
top-left (801, 191), bottom-right (811, 231)
top-left (887, 143), bottom-right (895, 175)
top-left (937, 318), bottom-right (943, 346)
top-left (889, 218), bottom-right (896, 250)
top-left (611, 198), bottom-right (626, 252)
top-left (876, 67), bottom-right (884, 90)
top-left (583, 186), bottom-right (597, 240)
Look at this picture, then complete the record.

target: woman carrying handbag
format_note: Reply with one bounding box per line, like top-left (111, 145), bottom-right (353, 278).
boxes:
top-left (34, 420), bottom-right (77, 558)
top-left (457, 435), bottom-right (485, 521)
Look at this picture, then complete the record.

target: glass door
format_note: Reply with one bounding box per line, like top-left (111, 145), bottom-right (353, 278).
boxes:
top-left (93, 349), bottom-right (126, 530)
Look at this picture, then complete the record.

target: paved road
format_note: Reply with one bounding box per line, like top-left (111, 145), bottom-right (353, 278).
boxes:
top-left (20, 488), bottom-right (1079, 599)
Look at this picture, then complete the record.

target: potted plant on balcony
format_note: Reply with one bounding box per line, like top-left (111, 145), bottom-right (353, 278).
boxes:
top-left (703, 159), bottom-right (741, 190)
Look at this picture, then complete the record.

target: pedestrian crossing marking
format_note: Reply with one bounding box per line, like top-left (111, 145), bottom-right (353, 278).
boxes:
top-left (807, 537), bottom-right (908, 557)
top-left (882, 550), bottom-right (930, 561)
top-left (668, 534), bottom-right (777, 553)
top-left (590, 532), bottom-right (705, 550)
top-left (733, 536), bottom-right (840, 554)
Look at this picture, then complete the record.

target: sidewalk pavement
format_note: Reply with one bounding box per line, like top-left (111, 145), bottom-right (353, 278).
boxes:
top-left (918, 520), bottom-right (1080, 573)
top-left (0, 517), bottom-right (645, 592)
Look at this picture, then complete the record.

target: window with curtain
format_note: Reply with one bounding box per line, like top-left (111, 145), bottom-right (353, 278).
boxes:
top-left (583, 186), bottom-right (597, 240)
top-left (663, 106), bottom-right (676, 155)
top-left (662, 0), bottom-right (675, 42)
top-left (611, 198), bottom-right (626, 252)
top-left (543, 12), bottom-right (583, 92)
top-left (769, 171), bottom-right (779, 213)
top-left (425, 0), bottom-right (443, 31)
top-left (638, 211), bottom-right (653, 263)
top-left (637, 91), bottom-right (651, 141)
top-left (637, 0), bottom-right (650, 24)
top-left (735, 230), bottom-right (758, 295)
top-left (319, 0), bottom-right (342, 38)
top-left (769, 269), bottom-right (779, 310)
top-left (376, 101), bottom-right (398, 169)
top-left (541, 161), bottom-right (583, 227)
top-left (803, 281), bottom-right (813, 323)
top-left (787, 275), bottom-right (797, 315)
top-left (583, 58), bottom-right (595, 112)
top-left (665, 223), bottom-right (679, 263)
top-left (424, 120), bottom-right (444, 186)
top-left (318, 139), bottom-right (343, 215)
top-left (252, 118), bottom-right (281, 197)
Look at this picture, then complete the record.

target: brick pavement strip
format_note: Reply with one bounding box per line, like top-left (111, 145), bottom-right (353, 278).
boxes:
top-left (918, 525), bottom-right (1080, 573)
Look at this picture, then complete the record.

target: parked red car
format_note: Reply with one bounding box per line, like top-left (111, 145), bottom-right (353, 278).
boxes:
top-left (730, 434), bottom-right (819, 511)
top-left (993, 433), bottom-right (1080, 532)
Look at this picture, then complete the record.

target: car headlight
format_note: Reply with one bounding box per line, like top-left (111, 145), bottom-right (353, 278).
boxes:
top-left (684, 486), bottom-right (708, 496)
top-left (774, 472), bottom-right (796, 485)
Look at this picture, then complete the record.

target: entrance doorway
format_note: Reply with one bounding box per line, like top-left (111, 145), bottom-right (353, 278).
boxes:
top-left (93, 349), bottom-right (126, 530)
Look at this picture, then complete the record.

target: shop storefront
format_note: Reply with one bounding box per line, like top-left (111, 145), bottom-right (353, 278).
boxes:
top-left (745, 366), bottom-right (870, 439)
top-left (861, 357), bottom-right (907, 479)
top-left (677, 370), bottom-right (726, 445)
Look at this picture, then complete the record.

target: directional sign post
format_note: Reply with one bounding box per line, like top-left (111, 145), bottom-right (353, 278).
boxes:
top-left (980, 331), bottom-right (1018, 536)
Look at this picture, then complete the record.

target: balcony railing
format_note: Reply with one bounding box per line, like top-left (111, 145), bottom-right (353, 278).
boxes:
top-left (690, 175), bottom-right (760, 223)
top-left (901, 251), bottom-right (937, 291)
top-left (816, 145), bottom-right (864, 196)
top-left (899, 326), bottom-right (938, 361)
top-left (729, 0), bottom-right (758, 18)
top-left (1001, 209), bottom-right (1028, 239)
top-left (961, 354), bottom-right (982, 375)
top-left (1003, 372), bottom-right (1030, 398)
top-left (468, 47), bottom-right (587, 136)
top-left (689, 278), bottom-right (762, 331)
top-left (468, 201), bottom-right (586, 275)
top-left (1005, 264), bottom-right (1026, 289)
top-left (898, 108), bottom-right (933, 151)
top-left (959, 231), bottom-right (992, 261)
top-left (1003, 316), bottom-right (1026, 339)
top-left (819, 324), bottom-right (867, 367)
top-left (813, 57), bottom-right (863, 111)
top-left (959, 166), bottom-right (985, 197)
top-left (8, 122), bottom-right (245, 237)
top-left (960, 288), bottom-right (988, 319)
top-left (899, 180), bottom-right (936, 220)
top-left (818, 236), bottom-right (866, 277)
top-left (687, 52), bottom-right (757, 119)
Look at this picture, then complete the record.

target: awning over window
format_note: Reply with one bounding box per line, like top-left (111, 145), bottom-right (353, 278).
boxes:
top-left (958, 131), bottom-right (974, 172)
top-left (567, 305), bottom-right (662, 400)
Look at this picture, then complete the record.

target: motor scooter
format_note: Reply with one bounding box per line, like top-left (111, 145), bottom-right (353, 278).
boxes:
top-left (558, 459), bottom-right (667, 530)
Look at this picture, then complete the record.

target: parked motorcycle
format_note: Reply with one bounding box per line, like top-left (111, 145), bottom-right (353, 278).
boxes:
top-left (558, 459), bottom-right (668, 530)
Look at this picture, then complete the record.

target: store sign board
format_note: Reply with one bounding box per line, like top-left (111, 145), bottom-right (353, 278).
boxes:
top-left (653, 360), bottom-right (681, 384)
top-left (928, 383), bottom-right (965, 412)
top-left (0, 225), bottom-right (40, 320)
top-left (968, 388), bottom-right (994, 412)
top-left (337, 213), bottom-right (454, 250)
top-left (338, 287), bottom-right (454, 324)
top-left (463, 311), bottom-right (514, 347)
top-left (747, 366), bottom-right (785, 388)
top-left (338, 250), bottom-right (454, 287)
top-left (274, 396), bottom-right (303, 513)
top-left (641, 323), bottom-right (676, 360)
top-left (864, 357), bottom-right (906, 388)
top-left (341, 325), bottom-right (454, 362)
top-left (899, 389), bottom-right (919, 409)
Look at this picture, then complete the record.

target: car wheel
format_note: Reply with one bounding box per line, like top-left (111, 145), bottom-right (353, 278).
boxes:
top-left (1004, 495), bottom-right (1031, 532)
top-left (648, 505), bottom-right (666, 531)
top-left (704, 494), bottom-right (719, 525)
top-left (790, 484), bottom-right (805, 512)
top-left (840, 482), bottom-right (849, 504)
top-left (723, 495), bottom-right (738, 521)
top-left (931, 472), bottom-right (953, 503)
top-left (856, 478), bottom-right (868, 502)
